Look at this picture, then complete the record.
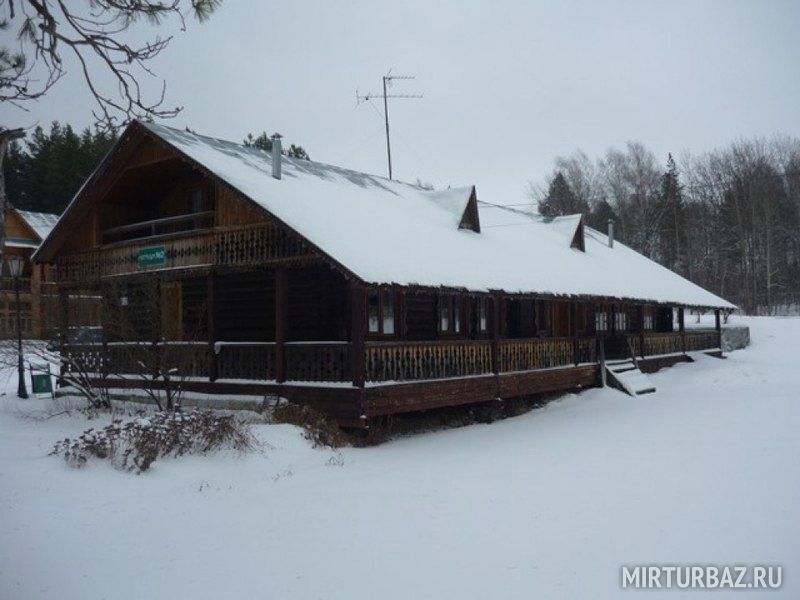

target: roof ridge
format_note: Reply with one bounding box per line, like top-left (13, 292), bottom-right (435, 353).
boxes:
top-left (140, 120), bottom-right (465, 196)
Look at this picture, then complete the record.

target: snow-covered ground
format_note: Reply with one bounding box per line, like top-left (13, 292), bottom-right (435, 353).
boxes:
top-left (1, 316), bottom-right (797, 599)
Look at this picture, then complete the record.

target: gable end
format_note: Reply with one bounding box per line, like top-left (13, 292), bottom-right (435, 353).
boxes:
top-left (458, 187), bottom-right (481, 233)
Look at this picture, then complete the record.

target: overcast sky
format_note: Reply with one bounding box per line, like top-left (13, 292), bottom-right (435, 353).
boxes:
top-left (2, 0), bottom-right (799, 205)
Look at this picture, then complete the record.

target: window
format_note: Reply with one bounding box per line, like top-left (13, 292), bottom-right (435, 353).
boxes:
top-left (382, 290), bottom-right (395, 334)
top-left (188, 188), bottom-right (204, 214)
top-left (478, 297), bottom-right (488, 333)
top-left (643, 308), bottom-right (654, 330)
top-left (368, 288), bottom-right (396, 336)
top-left (439, 295), bottom-right (464, 335)
top-left (595, 308), bottom-right (609, 332)
top-left (439, 299), bottom-right (450, 332)
top-left (368, 290), bottom-right (380, 333)
top-left (614, 310), bottom-right (627, 331)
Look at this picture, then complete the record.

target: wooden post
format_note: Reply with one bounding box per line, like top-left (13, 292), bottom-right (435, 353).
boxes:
top-left (715, 308), bottom-right (721, 350)
top-left (350, 281), bottom-right (366, 387)
top-left (490, 293), bottom-right (501, 375)
top-left (207, 274), bottom-right (217, 381)
top-left (571, 301), bottom-right (579, 366)
top-left (639, 305), bottom-right (645, 359)
top-left (678, 307), bottom-right (686, 353)
top-left (275, 267), bottom-right (288, 384)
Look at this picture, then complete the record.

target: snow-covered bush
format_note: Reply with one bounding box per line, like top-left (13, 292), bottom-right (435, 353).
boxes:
top-left (50, 409), bottom-right (255, 472)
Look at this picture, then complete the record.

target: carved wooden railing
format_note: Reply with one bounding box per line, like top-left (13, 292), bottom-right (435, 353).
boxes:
top-left (685, 330), bottom-right (720, 352)
top-left (628, 330), bottom-right (720, 358)
top-left (575, 337), bottom-right (598, 364)
top-left (636, 332), bottom-right (684, 356)
top-left (56, 221), bottom-right (311, 284)
top-left (285, 342), bottom-right (351, 382)
top-left (365, 340), bottom-right (492, 382)
top-left (0, 277), bottom-right (32, 292)
top-left (498, 337), bottom-right (575, 372)
top-left (62, 341), bottom-right (210, 378)
top-left (216, 342), bottom-right (276, 381)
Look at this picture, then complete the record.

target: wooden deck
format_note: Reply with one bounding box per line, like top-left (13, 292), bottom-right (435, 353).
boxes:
top-left (63, 330), bottom-right (721, 426)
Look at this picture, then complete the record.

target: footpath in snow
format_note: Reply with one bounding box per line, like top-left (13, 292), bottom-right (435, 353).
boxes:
top-left (0, 316), bottom-right (797, 599)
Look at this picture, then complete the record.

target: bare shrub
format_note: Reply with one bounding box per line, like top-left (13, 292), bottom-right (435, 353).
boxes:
top-left (271, 402), bottom-right (349, 449)
top-left (50, 408), bottom-right (255, 473)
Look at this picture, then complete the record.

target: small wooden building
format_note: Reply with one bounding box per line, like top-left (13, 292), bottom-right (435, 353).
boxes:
top-left (34, 121), bottom-right (735, 426)
top-left (1, 207), bottom-right (63, 339)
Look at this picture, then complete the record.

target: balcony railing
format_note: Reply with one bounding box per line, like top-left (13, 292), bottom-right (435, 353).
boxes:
top-left (0, 277), bottom-right (32, 293)
top-left (56, 221), bottom-right (311, 284)
top-left (102, 212), bottom-right (215, 245)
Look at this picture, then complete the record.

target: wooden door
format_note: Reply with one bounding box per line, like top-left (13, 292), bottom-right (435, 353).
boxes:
top-left (161, 281), bottom-right (182, 341)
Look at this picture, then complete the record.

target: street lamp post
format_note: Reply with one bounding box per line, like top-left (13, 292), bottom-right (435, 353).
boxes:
top-left (7, 255), bottom-right (28, 399)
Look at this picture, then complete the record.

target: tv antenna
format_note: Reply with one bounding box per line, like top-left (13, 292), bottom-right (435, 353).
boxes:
top-left (356, 70), bottom-right (422, 180)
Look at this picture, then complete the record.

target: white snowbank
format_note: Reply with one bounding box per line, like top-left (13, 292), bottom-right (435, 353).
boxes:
top-left (1, 316), bottom-right (796, 599)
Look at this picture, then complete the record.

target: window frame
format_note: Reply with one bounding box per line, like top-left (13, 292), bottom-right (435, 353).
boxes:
top-left (367, 287), bottom-right (398, 338)
top-left (642, 306), bottom-right (654, 331)
top-left (595, 304), bottom-right (610, 333)
top-left (613, 306), bottom-right (627, 332)
top-left (438, 294), bottom-right (465, 338)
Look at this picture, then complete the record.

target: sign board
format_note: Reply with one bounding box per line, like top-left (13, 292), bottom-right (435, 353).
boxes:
top-left (31, 373), bottom-right (53, 395)
top-left (138, 246), bottom-right (166, 267)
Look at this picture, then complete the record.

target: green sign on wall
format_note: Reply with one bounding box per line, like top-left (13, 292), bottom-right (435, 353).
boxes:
top-left (138, 246), bottom-right (166, 267)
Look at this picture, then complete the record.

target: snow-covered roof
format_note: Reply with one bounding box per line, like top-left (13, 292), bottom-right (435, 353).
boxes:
top-left (17, 210), bottom-right (60, 242)
top-left (76, 122), bottom-right (734, 309)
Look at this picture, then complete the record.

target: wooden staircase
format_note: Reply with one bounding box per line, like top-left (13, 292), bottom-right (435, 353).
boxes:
top-left (605, 359), bottom-right (656, 395)
top-left (600, 339), bottom-right (656, 396)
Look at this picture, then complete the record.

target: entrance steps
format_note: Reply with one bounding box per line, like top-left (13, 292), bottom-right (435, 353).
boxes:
top-left (605, 359), bottom-right (656, 396)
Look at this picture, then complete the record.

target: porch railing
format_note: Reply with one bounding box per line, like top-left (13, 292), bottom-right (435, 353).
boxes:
top-left (61, 331), bottom-right (720, 386)
top-left (498, 337), bottom-right (575, 372)
top-left (626, 330), bottom-right (720, 357)
top-left (365, 340), bottom-right (493, 382)
top-left (216, 342), bottom-right (276, 381)
top-left (685, 330), bottom-right (720, 352)
top-left (56, 221), bottom-right (311, 284)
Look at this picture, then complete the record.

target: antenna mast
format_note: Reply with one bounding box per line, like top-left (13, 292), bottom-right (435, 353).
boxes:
top-left (357, 70), bottom-right (422, 180)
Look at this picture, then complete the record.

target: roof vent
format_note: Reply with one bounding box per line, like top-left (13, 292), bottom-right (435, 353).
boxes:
top-left (607, 219), bottom-right (615, 248)
top-left (271, 133), bottom-right (282, 180)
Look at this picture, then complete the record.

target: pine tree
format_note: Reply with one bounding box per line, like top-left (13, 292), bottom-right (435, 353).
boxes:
top-left (243, 131), bottom-right (310, 160)
top-left (538, 171), bottom-right (589, 217)
top-left (3, 122), bottom-right (118, 214)
top-left (587, 199), bottom-right (617, 234)
top-left (658, 153), bottom-right (686, 273)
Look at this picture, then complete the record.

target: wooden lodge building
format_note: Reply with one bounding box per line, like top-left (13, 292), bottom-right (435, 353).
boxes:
top-left (2, 207), bottom-right (61, 339)
top-left (34, 121), bottom-right (736, 427)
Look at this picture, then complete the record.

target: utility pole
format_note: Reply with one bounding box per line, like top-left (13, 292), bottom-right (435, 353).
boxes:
top-left (357, 71), bottom-right (422, 180)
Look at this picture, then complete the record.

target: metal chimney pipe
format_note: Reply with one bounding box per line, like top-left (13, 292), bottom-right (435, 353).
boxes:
top-left (271, 133), bottom-right (282, 180)
top-left (607, 219), bottom-right (615, 248)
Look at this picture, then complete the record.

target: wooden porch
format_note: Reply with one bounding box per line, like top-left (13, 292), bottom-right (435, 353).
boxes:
top-left (62, 328), bottom-right (722, 427)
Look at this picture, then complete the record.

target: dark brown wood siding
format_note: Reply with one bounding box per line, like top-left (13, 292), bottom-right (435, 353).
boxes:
top-left (405, 292), bottom-right (438, 340)
top-left (215, 271), bottom-right (275, 341)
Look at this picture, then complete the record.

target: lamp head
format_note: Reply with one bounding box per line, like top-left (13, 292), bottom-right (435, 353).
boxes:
top-left (6, 255), bottom-right (24, 278)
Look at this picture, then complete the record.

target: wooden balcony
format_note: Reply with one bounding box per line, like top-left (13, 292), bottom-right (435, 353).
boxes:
top-left (0, 277), bottom-right (32, 293)
top-left (55, 221), bottom-right (313, 285)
